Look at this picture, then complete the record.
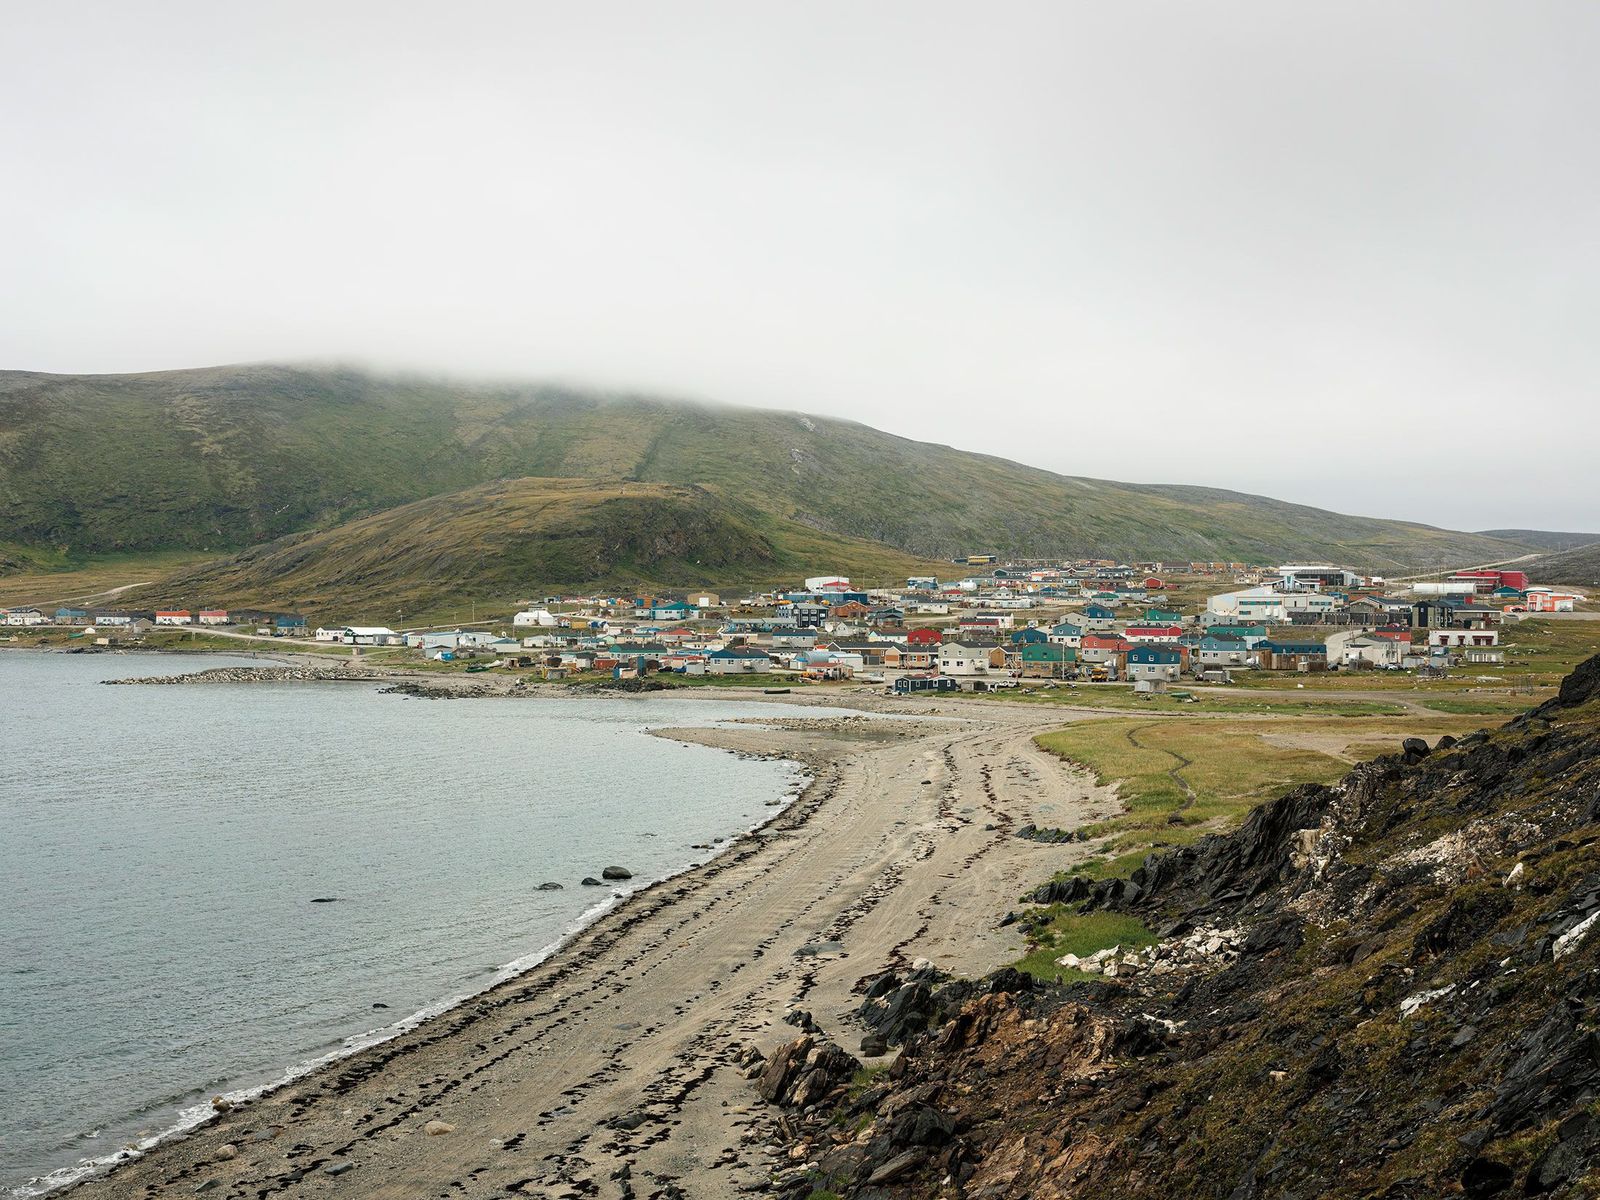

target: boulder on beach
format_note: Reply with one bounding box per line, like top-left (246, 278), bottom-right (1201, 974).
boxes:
top-left (580, 877), bottom-right (603, 887)
top-left (423, 1119), bottom-right (455, 1136)
top-left (536, 881), bottom-right (564, 890)
top-left (601, 866), bottom-right (633, 881)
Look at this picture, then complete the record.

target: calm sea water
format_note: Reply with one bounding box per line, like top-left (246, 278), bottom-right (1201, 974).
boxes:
top-left (0, 652), bottom-right (811, 1195)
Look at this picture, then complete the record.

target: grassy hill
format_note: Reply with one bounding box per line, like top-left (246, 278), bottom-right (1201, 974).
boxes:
top-left (0, 363), bottom-right (1532, 571)
top-left (133, 477), bottom-right (946, 621)
top-left (1478, 528), bottom-right (1600, 551)
top-left (1528, 541), bottom-right (1600, 587)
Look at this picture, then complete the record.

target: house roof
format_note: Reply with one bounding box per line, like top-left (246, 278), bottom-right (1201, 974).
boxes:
top-left (1128, 645), bottom-right (1182, 660)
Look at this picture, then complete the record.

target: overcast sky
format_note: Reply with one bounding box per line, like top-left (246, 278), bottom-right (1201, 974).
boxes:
top-left (5, 3), bottom-right (1597, 532)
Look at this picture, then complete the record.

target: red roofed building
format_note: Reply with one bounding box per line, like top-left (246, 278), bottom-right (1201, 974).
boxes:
top-left (1080, 633), bottom-right (1133, 664)
top-left (1123, 624), bottom-right (1183, 643)
top-left (906, 627), bottom-right (943, 646)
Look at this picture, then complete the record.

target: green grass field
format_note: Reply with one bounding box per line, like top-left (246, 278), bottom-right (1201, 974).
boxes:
top-left (1035, 712), bottom-right (1493, 873)
top-left (964, 683), bottom-right (1406, 716)
top-left (1014, 910), bottom-right (1158, 983)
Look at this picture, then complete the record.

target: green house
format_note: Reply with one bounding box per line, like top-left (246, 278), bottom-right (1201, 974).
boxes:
top-left (1020, 643), bottom-right (1075, 674)
top-left (1144, 607), bottom-right (1182, 623)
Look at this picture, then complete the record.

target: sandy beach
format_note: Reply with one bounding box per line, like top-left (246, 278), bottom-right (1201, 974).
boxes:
top-left (56, 683), bottom-right (1117, 1199)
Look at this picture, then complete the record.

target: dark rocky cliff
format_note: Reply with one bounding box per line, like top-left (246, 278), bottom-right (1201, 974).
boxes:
top-left (764, 656), bottom-right (1600, 1198)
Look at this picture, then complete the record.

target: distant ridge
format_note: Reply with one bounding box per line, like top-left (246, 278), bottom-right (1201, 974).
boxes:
top-left (1527, 541), bottom-right (1600, 586)
top-left (0, 364), bottom-right (1533, 575)
top-left (1478, 528), bottom-right (1600, 551)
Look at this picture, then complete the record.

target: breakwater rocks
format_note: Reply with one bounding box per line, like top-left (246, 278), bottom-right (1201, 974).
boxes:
top-left (104, 666), bottom-right (384, 686)
top-left (378, 680), bottom-right (508, 700)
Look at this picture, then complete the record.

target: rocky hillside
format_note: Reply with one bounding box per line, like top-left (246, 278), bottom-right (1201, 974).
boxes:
top-left (1481, 530), bottom-right (1600, 552)
top-left (0, 364), bottom-right (1530, 570)
top-left (763, 657), bottom-right (1600, 1199)
top-left (1531, 543), bottom-right (1600, 588)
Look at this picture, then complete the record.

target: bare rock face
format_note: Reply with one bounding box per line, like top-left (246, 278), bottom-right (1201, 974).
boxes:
top-left (766, 655), bottom-right (1600, 1200)
top-left (756, 1035), bottom-right (860, 1108)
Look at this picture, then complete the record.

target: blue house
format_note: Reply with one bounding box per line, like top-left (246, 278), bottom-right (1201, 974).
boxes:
top-left (274, 614), bottom-right (308, 637)
top-left (1010, 626), bottom-right (1049, 645)
top-left (1127, 645), bottom-right (1184, 681)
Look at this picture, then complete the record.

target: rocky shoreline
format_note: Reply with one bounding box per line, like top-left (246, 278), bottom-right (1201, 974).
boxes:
top-left (752, 655), bottom-right (1600, 1199)
top-left (58, 691), bottom-right (1105, 1200)
top-left (104, 665), bottom-right (387, 685)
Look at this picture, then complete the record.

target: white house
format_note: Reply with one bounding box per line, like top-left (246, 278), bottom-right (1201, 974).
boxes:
top-left (197, 610), bottom-right (230, 626)
top-left (154, 610), bottom-right (193, 626)
top-left (2, 607), bottom-right (46, 626)
top-left (1427, 628), bottom-right (1500, 649)
top-left (706, 646), bottom-right (771, 674)
top-left (1282, 593), bottom-right (1339, 619)
top-left (937, 641), bottom-right (1007, 678)
top-left (1326, 629), bottom-right (1406, 668)
top-left (339, 626), bottom-right (403, 646)
top-left (513, 608), bottom-right (560, 628)
top-left (1525, 589), bottom-right (1585, 613)
top-left (1209, 587), bottom-right (1288, 621)
top-left (407, 630), bottom-right (465, 649)
top-left (1048, 621), bottom-right (1084, 649)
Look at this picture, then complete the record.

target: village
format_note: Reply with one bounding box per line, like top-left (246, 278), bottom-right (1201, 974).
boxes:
top-left (3, 559), bottom-right (1588, 696)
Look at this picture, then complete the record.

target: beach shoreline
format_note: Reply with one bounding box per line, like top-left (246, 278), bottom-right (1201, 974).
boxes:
top-left (37, 668), bottom-right (1116, 1200)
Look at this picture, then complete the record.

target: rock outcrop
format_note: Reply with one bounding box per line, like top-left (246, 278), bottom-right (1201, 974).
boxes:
top-left (772, 654), bottom-right (1600, 1199)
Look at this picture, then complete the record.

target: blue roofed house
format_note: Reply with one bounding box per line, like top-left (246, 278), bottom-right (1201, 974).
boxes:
top-left (1080, 604), bottom-right (1117, 631)
top-left (648, 600), bottom-right (698, 621)
top-left (1126, 645), bottom-right (1185, 682)
top-left (1010, 626), bottom-right (1050, 645)
top-left (1048, 619), bottom-right (1085, 649)
top-left (1257, 640), bottom-right (1328, 671)
top-left (1195, 633), bottom-right (1253, 668)
top-left (274, 614), bottom-right (308, 637)
top-left (1202, 623), bottom-right (1270, 648)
